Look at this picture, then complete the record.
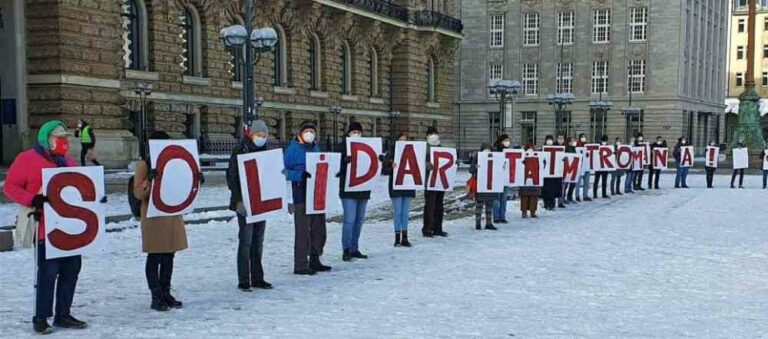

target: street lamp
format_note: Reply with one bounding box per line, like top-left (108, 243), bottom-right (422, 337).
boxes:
top-left (134, 82), bottom-right (153, 160)
top-left (220, 0), bottom-right (278, 138)
top-left (330, 105), bottom-right (342, 152)
top-left (547, 92), bottom-right (575, 137)
top-left (488, 79), bottom-right (521, 137)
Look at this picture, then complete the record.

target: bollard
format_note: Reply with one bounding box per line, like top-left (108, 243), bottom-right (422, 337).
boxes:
top-left (0, 230), bottom-right (13, 252)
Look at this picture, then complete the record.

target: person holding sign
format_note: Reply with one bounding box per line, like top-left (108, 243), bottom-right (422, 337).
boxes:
top-left (133, 131), bottom-right (191, 311)
top-left (575, 133), bottom-right (593, 201)
top-left (423, 126), bottom-right (449, 237)
top-left (731, 142), bottom-right (748, 189)
top-left (519, 145), bottom-right (542, 218)
top-left (285, 122), bottom-right (332, 275)
top-left (633, 134), bottom-right (647, 191)
top-left (648, 136), bottom-right (666, 189)
top-left (491, 134), bottom-right (512, 223)
top-left (387, 133), bottom-right (416, 247)
top-left (469, 143), bottom-right (498, 230)
top-left (337, 122), bottom-right (375, 261)
top-left (592, 135), bottom-right (610, 199)
top-left (564, 138), bottom-right (578, 203)
top-left (226, 120), bottom-right (274, 291)
top-left (610, 138), bottom-right (625, 195)
top-left (624, 137), bottom-right (637, 194)
top-left (3, 121), bottom-right (89, 334)
top-left (673, 137), bottom-right (691, 188)
top-left (705, 141), bottom-right (718, 188)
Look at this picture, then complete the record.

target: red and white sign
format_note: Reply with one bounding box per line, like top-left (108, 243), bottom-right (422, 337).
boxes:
top-left (639, 142), bottom-right (651, 166)
top-left (631, 146), bottom-right (645, 171)
top-left (562, 154), bottom-right (582, 183)
top-left (147, 140), bottom-right (202, 218)
top-left (477, 151), bottom-right (506, 193)
top-left (503, 149), bottom-right (525, 187)
top-left (42, 166), bottom-right (106, 259)
top-left (575, 147), bottom-right (588, 176)
top-left (345, 137), bottom-right (382, 192)
top-left (733, 148), bottom-right (749, 170)
top-left (652, 147), bottom-right (669, 170)
top-left (584, 144), bottom-right (601, 172)
top-left (426, 147), bottom-right (457, 192)
top-left (615, 145), bottom-right (634, 170)
top-left (596, 145), bottom-right (617, 172)
top-left (237, 149), bottom-right (288, 223)
top-left (392, 141), bottom-right (427, 191)
top-left (306, 153), bottom-right (341, 215)
top-left (521, 151), bottom-right (545, 187)
top-left (680, 146), bottom-right (694, 168)
top-left (541, 146), bottom-right (565, 178)
top-left (763, 150), bottom-right (768, 171)
top-left (705, 146), bottom-right (719, 168)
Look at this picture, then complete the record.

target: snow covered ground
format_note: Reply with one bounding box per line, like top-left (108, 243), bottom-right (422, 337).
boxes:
top-left (2, 173), bottom-right (768, 337)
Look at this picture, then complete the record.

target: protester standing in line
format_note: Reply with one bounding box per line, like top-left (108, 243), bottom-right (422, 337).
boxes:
top-left (386, 133), bottom-right (415, 246)
top-left (648, 136), bottom-right (666, 189)
top-left (541, 135), bottom-right (561, 210)
top-left (673, 137), bottom-right (690, 188)
top-left (634, 133), bottom-right (647, 191)
top-left (423, 126), bottom-right (448, 237)
top-left (575, 133), bottom-right (592, 201)
top-left (705, 141), bottom-right (718, 189)
top-left (491, 134), bottom-right (512, 223)
top-left (227, 120), bottom-right (273, 291)
top-left (592, 135), bottom-right (610, 199)
top-left (4, 120), bottom-right (90, 334)
top-left (624, 137), bottom-right (636, 194)
top-left (337, 122), bottom-right (374, 261)
top-left (519, 144), bottom-right (541, 218)
top-left (731, 141), bottom-right (747, 189)
top-left (610, 137), bottom-right (624, 195)
top-left (284, 121), bottom-right (332, 274)
top-left (554, 134), bottom-right (568, 208)
top-left (470, 143), bottom-right (498, 230)
top-left (75, 119), bottom-right (100, 166)
top-left (564, 137), bottom-right (578, 203)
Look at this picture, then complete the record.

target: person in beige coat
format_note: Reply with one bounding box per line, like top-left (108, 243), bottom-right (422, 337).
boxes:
top-left (133, 131), bottom-right (189, 312)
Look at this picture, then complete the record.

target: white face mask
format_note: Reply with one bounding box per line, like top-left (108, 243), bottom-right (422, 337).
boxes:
top-left (502, 140), bottom-right (511, 148)
top-left (656, 140), bottom-right (662, 145)
top-left (428, 134), bottom-right (440, 145)
top-left (77, 123), bottom-right (83, 129)
top-left (570, 142), bottom-right (577, 146)
top-left (349, 132), bottom-right (362, 138)
top-left (302, 131), bottom-right (316, 143)
top-left (681, 139), bottom-right (687, 144)
top-left (601, 141), bottom-right (607, 145)
top-left (252, 135), bottom-right (267, 147)
top-left (557, 139), bottom-right (564, 145)
top-left (545, 140), bottom-right (553, 146)
top-left (579, 137), bottom-right (586, 142)
top-left (638, 137), bottom-right (644, 142)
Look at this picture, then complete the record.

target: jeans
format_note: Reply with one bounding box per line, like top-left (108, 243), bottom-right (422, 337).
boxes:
top-left (492, 188), bottom-right (509, 221)
top-left (391, 196), bottom-right (413, 232)
top-left (35, 242), bottom-right (82, 320)
top-left (675, 166), bottom-right (690, 187)
top-left (706, 167), bottom-right (716, 188)
top-left (624, 170), bottom-right (636, 192)
top-left (237, 217), bottom-right (266, 284)
top-left (731, 169), bottom-right (745, 187)
top-left (577, 172), bottom-right (591, 199)
top-left (764, 170), bottom-right (768, 188)
top-left (342, 199), bottom-right (368, 251)
top-left (610, 171), bottom-right (623, 194)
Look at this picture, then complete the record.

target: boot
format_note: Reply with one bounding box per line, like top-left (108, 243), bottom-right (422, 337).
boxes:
top-left (485, 223), bottom-right (498, 230)
top-left (33, 318), bottom-right (53, 335)
top-left (342, 249), bottom-right (354, 262)
top-left (53, 315), bottom-right (87, 329)
top-left (162, 287), bottom-right (183, 308)
top-left (522, 211), bottom-right (528, 219)
top-left (394, 231), bottom-right (402, 247)
top-left (151, 289), bottom-right (170, 311)
top-left (584, 197), bottom-right (593, 202)
top-left (530, 211), bottom-right (538, 218)
top-left (475, 222), bottom-right (482, 230)
top-left (310, 255), bottom-right (332, 272)
top-left (252, 280), bottom-right (274, 289)
top-left (237, 282), bottom-right (252, 292)
top-left (400, 231), bottom-right (412, 247)
top-left (293, 268), bottom-right (317, 275)
top-left (351, 250), bottom-right (369, 259)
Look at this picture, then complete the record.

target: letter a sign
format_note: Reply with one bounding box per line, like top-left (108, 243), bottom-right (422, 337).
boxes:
top-left (392, 141), bottom-right (427, 191)
top-left (147, 140), bottom-right (202, 218)
top-left (237, 149), bottom-right (288, 223)
top-left (345, 137), bottom-right (382, 192)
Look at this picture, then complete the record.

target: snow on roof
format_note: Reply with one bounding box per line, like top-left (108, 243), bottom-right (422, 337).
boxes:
top-left (724, 98), bottom-right (768, 116)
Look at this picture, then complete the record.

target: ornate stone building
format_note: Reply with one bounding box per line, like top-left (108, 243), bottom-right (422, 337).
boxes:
top-left (0, 0), bottom-right (462, 166)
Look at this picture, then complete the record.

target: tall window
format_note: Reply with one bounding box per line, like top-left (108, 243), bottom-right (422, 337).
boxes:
top-left (522, 63), bottom-right (538, 95)
top-left (273, 25), bottom-right (288, 87)
top-left (520, 111), bottom-right (537, 145)
top-left (556, 63), bottom-right (573, 94)
top-left (341, 41), bottom-right (352, 95)
top-left (489, 63), bottom-right (503, 96)
top-left (736, 72), bottom-right (744, 87)
top-left (627, 59), bottom-right (646, 93)
top-left (560, 111), bottom-right (573, 138)
top-left (309, 33), bottom-right (322, 90)
top-left (489, 15), bottom-right (505, 48)
top-left (629, 7), bottom-right (648, 42)
top-left (592, 9), bottom-right (611, 43)
top-left (181, 6), bottom-right (202, 76)
top-left (557, 11), bottom-right (574, 45)
top-left (369, 47), bottom-right (379, 97)
top-left (523, 13), bottom-right (540, 46)
top-left (763, 72), bottom-right (767, 86)
top-left (591, 61), bottom-right (609, 94)
top-left (591, 109), bottom-right (607, 143)
top-left (123, 0), bottom-right (148, 70)
top-left (427, 57), bottom-right (436, 102)
top-left (739, 18), bottom-right (746, 33)
top-left (737, 46), bottom-right (745, 59)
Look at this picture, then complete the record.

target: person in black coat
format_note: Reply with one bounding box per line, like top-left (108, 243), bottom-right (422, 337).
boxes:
top-left (705, 140), bottom-right (717, 188)
top-left (648, 136), bottom-right (666, 189)
top-left (565, 137), bottom-right (578, 203)
top-left (731, 141), bottom-right (747, 189)
top-left (633, 133), bottom-right (646, 191)
top-left (592, 135), bottom-right (610, 199)
top-left (387, 133), bottom-right (415, 247)
top-left (423, 126), bottom-right (448, 237)
top-left (541, 135), bottom-right (562, 210)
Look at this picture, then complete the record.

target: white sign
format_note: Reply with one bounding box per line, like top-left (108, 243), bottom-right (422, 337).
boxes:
top-left (392, 141), bottom-right (427, 191)
top-left (763, 150), bottom-right (768, 171)
top-left (147, 140), bottom-right (202, 218)
top-left (503, 149), bottom-right (525, 187)
top-left (615, 145), bottom-right (634, 170)
top-left (426, 147), bottom-right (458, 192)
top-left (562, 154), bottom-right (582, 183)
top-left (705, 146), bottom-right (720, 168)
top-left (652, 148), bottom-right (669, 170)
top-left (306, 153), bottom-right (341, 215)
top-left (733, 148), bottom-right (749, 170)
top-left (237, 149), bottom-right (288, 223)
top-left (42, 166), bottom-right (106, 259)
top-left (477, 151), bottom-right (506, 193)
top-left (345, 137), bottom-right (383, 192)
top-left (595, 145), bottom-right (617, 172)
top-left (541, 146), bottom-right (565, 178)
top-left (680, 146), bottom-right (694, 168)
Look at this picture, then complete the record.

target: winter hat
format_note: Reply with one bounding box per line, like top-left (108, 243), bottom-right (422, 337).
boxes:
top-left (479, 142), bottom-right (491, 151)
top-left (601, 135), bottom-right (609, 142)
top-left (347, 121), bottom-right (363, 134)
top-left (300, 121), bottom-right (317, 133)
top-left (496, 134), bottom-right (510, 144)
top-left (426, 126), bottom-right (439, 136)
top-left (149, 131), bottom-right (171, 140)
top-left (37, 120), bottom-right (68, 150)
top-left (250, 120), bottom-right (269, 134)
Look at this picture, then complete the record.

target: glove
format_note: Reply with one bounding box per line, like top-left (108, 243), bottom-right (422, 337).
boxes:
top-left (303, 171), bottom-right (312, 179)
top-left (281, 169), bottom-right (287, 176)
top-left (378, 154), bottom-right (385, 162)
top-left (100, 196), bottom-right (108, 204)
top-left (344, 156), bottom-right (352, 163)
top-left (288, 203), bottom-right (295, 215)
top-left (426, 163), bottom-right (434, 171)
top-left (198, 172), bottom-right (206, 185)
top-left (147, 169), bottom-right (158, 181)
top-left (31, 194), bottom-right (47, 209)
top-left (335, 172), bottom-right (342, 178)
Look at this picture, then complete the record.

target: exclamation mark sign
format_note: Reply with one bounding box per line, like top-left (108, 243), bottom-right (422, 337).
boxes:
top-left (314, 154), bottom-right (329, 211)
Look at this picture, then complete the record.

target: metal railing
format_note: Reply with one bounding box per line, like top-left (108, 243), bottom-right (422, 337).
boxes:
top-left (412, 10), bottom-right (464, 34)
top-left (337, 0), bottom-right (408, 22)
top-left (331, 1), bottom-right (463, 34)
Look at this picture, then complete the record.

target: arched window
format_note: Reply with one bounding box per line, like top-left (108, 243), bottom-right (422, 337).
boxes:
top-left (309, 33), bottom-right (322, 90)
top-left (123, 0), bottom-right (148, 70)
top-left (273, 25), bottom-right (288, 86)
top-left (181, 5), bottom-right (203, 76)
top-left (341, 41), bottom-right (352, 95)
top-left (369, 47), bottom-right (379, 97)
top-left (427, 57), bottom-right (436, 102)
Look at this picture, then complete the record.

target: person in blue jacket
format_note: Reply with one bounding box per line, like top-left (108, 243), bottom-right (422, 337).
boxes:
top-left (337, 122), bottom-right (375, 262)
top-left (284, 121), bottom-right (332, 275)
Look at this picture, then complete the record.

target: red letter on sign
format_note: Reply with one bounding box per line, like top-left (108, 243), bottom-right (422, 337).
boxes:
top-left (486, 154), bottom-right (494, 191)
top-left (632, 149), bottom-right (644, 168)
top-left (599, 147), bottom-right (614, 170)
top-left (562, 156), bottom-right (581, 182)
top-left (654, 149), bottom-right (668, 168)
top-left (682, 148), bottom-right (693, 166)
top-left (245, 159), bottom-right (282, 214)
top-left (46, 173), bottom-right (99, 251)
top-left (151, 145), bottom-right (201, 214)
top-left (429, 151), bottom-right (455, 189)
top-left (707, 147), bottom-right (717, 167)
top-left (394, 144), bottom-right (423, 186)
top-left (313, 154), bottom-right (329, 212)
top-left (523, 156), bottom-right (540, 186)
top-left (504, 152), bottom-right (523, 185)
top-left (542, 147), bottom-right (560, 176)
top-left (616, 146), bottom-right (632, 169)
top-left (349, 142), bottom-right (379, 187)
top-left (585, 144), bottom-right (600, 171)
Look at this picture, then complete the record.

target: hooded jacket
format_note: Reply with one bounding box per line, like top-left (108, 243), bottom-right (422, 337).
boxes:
top-left (284, 137), bottom-right (321, 205)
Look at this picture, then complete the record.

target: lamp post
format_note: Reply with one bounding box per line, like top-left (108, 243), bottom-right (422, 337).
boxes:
top-left (330, 105), bottom-right (342, 152)
top-left (134, 82), bottom-right (153, 160)
top-left (220, 1), bottom-right (278, 139)
top-left (488, 79), bottom-right (521, 137)
top-left (547, 92), bottom-right (575, 137)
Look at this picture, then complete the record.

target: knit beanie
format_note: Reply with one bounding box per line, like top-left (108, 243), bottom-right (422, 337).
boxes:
top-left (426, 126), bottom-right (439, 136)
top-left (347, 121), bottom-right (363, 134)
top-left (250, 120), bottom-right (269, 134)
top-left (300, 121), bottom-right (317, 133)
top-left (37, 120), bottom-right (67, 150)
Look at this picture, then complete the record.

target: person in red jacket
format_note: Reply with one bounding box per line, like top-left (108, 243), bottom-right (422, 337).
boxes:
top-left (3, 120), bottom-right (88, 334)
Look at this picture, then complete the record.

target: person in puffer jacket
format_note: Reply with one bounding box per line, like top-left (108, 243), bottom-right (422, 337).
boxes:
top-left (4, 120), bottom-right (92, 334)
